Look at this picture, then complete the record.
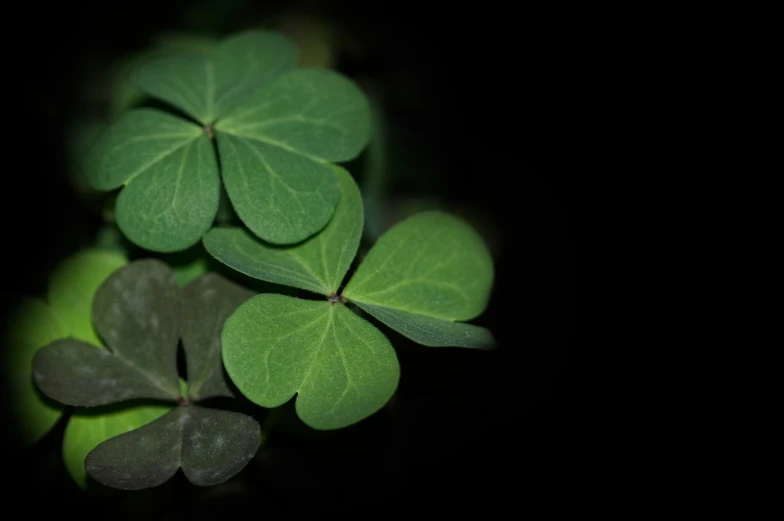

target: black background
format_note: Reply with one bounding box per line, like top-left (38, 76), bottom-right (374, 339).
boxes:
top-left (3, 0), bottom-right (585, 514)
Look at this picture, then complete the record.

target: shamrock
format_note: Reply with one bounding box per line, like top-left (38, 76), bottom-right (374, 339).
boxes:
top-left (31, 259), bottom-right (261, 490)
top-left (203, 166), bottom-right (495, 430)
top-left (83, 30), bottom-right (371, 252)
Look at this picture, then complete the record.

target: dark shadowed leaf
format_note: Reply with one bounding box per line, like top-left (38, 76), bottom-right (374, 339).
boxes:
top-left (93, 260), bottom-right (182, 395)
top-left (85, 405), bottom-right (260, 490)
top-left (203, 165), bottom-right (362, 295)
top-left (64, 403), bottom-right (172, 489)
top-left (222, 294), bottom-right (399, 430)
top-left (33, 339), bottom-right (178, 406)
top-left (181, 273), bottom-right (255, 400)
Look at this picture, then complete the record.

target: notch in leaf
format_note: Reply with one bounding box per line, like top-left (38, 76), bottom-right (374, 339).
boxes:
top-left (204, 168), bottom-right (495, 431)
top-left (32, 260), bottom-right (260, 490)
top-left (83, 29), bottom-right (371, 252)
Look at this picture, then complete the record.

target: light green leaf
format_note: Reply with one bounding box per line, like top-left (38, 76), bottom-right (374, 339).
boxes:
top-left (343, 211), bottom-right (494, 321)
top-left (85, 405), bottom-right (260, 490)
top-left (129, 30), bottom-right (298, 124)
top-left (47, 249), bottom-right (128, 346)
top-left (181, 273), bottom-right (255, 400)
top-left (352, 301), bottom-right (495, 349)
top-left (83, 109), bottom-right (218, 253)
top-left (93, 260), bottom-right (182, 396)
top-left (33, 339), bottom-right (180, 406)
top-left (222, 294), bottom-right (399, 430)
top-left (215, 68), bottom-right (371, 244)
top-left (2, 299), bottom-right (68, 445)
top-left (63, 403), bottom-right (172, 489)
top-left (203, 166), bottom-right (362, 295)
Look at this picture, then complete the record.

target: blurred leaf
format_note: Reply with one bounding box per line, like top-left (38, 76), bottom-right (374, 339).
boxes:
top-left (48, 250), bottom-right (128, 346)
top-left (2, 299), bottom-right (68, 445)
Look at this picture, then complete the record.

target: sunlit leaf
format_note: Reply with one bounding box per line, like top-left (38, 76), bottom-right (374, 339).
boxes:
top-left (181, 274), bottom-right (255, 400)
top-left (85, 405), bottom-right (260, 490)
top-left (2, 299), bottom-right (68, 445)
top-left (63, 403), bottom-right (172, 489)
top-left (343, 211), bottom-right (494, 321)
top-left (92, 260), bottom-right (182, 395)
top-left (83, 108), bottom-right (218, 252)
top-left (33, 339), bottom-right (179, 406)
top-left (222, 294), bottom-right (399, 430)
top-left (203, 166), bottom-right (362, 295)
top-left (129, 30), bottom-right (298, 124)
top-left (47, 250), bottom-right (128, 346)
top-left (215, 68), bottom-right (371, 244)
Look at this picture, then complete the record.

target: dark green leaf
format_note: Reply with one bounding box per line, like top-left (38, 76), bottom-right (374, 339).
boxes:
top-left (93, 260), bottom-right (182, 395)
top-left (129, 30), bottom-right (298, 124)
top-left (203, 165), bottom-right (362, 295)
top-left (33, 339), bottom-right (178, 406)
top-left (64, 403), bottom-right (172, 489)
top-left (181, 273), bottom-right (255, 400)
top-left (353, 301), bottom-right (495, 349)
top-left (85, 405), bottom-right (260, 490)
top-left (215, 68), bottom-right (371, 244)
top-left (222, 294), bottom-right (399, 430)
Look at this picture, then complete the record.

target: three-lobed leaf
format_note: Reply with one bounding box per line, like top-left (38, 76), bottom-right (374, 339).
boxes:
top-left (222, 294), bottom-right (399, 430)
top-left (85, 405), bottom-right (260, 490)
top-left (203, 165), bottom-right (362, 295)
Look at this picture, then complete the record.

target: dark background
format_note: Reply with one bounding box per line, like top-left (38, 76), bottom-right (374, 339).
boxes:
top-left (3, 0), bottom-right (583, 514)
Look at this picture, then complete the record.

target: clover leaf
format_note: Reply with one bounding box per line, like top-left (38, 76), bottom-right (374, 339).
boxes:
top-left (203, 169), bottom-right (495, 430)
top-left (32, 259), bottom-right (261, 490)
top-left (83, 29), bottom-right (371, 252)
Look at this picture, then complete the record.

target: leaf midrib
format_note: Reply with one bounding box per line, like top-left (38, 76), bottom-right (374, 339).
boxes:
top-left (123, 133), bottom-right (202, 187)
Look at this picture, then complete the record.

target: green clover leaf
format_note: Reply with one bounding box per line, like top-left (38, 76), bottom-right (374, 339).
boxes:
top-left (204, 169), bottom-right (495, 430)
top-left (83, 30), bottom-right (371, 252)
top-left (31, 260), bottom-right (260, 490)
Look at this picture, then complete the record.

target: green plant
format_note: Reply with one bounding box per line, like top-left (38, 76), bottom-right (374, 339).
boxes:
top-left (6, 28), bottom-right (495, 491)
top-left (84, 29), bottom-right (370, 251)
